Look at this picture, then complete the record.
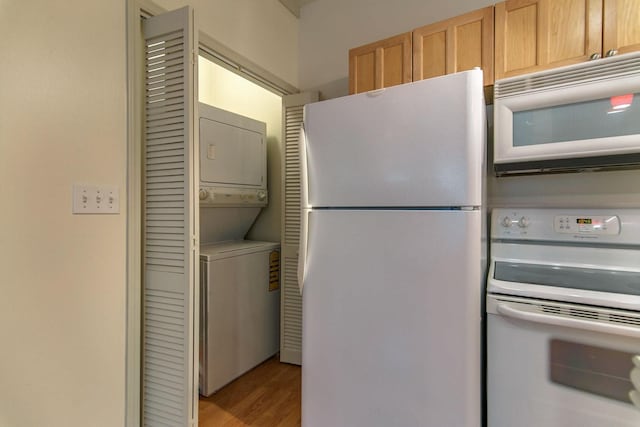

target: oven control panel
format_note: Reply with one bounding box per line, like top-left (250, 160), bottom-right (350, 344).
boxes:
top-left (491, 208), bottom-right (640, 242)
top-left (554, 215), bottom-right (620, 235)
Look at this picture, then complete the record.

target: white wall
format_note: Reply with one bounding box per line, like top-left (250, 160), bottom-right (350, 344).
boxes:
top-left (299, 0), bottom-right (494, 97)
top-left (0, 2), bottom-right (127, 427)
top-left (155, 0), bottom-right (299, 88)
top-left (199, 57), bottom-right (283, 242)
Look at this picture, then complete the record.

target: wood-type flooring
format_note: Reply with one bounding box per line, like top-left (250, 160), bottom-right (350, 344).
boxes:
top-left (199, 356), bottom-right (301, 427)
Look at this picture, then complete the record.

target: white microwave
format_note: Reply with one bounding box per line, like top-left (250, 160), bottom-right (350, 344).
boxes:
top-left (494, 52), bottom-right (640, 175)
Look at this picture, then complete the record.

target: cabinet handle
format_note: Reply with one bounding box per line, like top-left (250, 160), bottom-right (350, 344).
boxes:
top-left (606, 49), bottom-right (619, 57)
top-left (589, 52), bottom-right (601, 60)
top-left (366, 88), bottom-right (386, 97)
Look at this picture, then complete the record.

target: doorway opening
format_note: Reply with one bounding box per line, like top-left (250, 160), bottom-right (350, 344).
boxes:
top-left (196, 55), bottom-right (301, 426)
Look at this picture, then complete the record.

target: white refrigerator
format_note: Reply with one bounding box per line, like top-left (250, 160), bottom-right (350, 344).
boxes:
top-left (299, 70), bottom-right (485, 427)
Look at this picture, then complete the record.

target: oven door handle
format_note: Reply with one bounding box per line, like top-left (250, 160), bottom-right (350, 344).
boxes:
top-left (496, 302), bottom-right (640, 339)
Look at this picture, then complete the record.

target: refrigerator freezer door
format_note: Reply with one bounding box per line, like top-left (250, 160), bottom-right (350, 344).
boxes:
top-left (302, 209), bottom-right (482, 427)
top-left (303, 70), bottom-right (485, 208)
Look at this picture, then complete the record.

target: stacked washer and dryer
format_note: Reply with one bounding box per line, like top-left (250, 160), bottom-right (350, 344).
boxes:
top-left (198, 103), bottom-right (280, 397)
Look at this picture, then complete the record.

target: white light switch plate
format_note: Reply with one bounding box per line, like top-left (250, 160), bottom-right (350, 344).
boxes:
top-left (73, 184), bottom-right (120, 214)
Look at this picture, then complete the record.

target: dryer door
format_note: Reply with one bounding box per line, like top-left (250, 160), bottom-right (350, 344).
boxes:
top-left (199, 104), bottom-right (266, 188)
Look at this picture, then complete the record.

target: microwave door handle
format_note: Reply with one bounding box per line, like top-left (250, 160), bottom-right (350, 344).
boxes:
top-left (496, 302), bottom-right (640, 339)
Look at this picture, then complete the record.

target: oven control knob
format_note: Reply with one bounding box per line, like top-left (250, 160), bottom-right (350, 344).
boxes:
top-left (501, 216), bottom-right (512, 228)
top-left (518, 216), bottom-right (530, 228)
top-left (199, 188), bottom-right (209, 201)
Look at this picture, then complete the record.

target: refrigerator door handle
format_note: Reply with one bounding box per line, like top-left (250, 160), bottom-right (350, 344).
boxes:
top-left (299, 123), bottom-right (309, 210)
top-left (298, 123), bottom-right (309, 293)
top-left (298, 209), bottom-right (309, 294)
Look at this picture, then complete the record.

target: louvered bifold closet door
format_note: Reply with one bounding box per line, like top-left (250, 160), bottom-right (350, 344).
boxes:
top-left (142, 6), bottom-right (198, 427)
top-left (280, 92), bottom-right (318, 365)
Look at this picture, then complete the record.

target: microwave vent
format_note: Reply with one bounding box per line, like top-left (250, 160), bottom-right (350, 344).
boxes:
top-left (495, 53), bottom-right (640, 98)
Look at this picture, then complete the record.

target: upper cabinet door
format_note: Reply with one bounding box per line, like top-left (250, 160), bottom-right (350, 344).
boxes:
top-left (413, 6), bottom-right (494, 86)
top-left (603, 0), bottom-right (640, 56)
top-left (495, 0), bottom-right (603, 80)
top-left (349, 32), bottom-right (412, 94)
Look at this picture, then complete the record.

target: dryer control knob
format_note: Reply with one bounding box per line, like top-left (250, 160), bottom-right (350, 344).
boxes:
top-left (518, 217), bottom-right (530, 228)
top-left (501, 216), bottom-right (512, 227)
top-left (199, 188), bottom-right (208, 201)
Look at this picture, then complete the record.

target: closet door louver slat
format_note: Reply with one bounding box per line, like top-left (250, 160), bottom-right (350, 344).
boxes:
top-left (142, 6), bottom-right (198, 427)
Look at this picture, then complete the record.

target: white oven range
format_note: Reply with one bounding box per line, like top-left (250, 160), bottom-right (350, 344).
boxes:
top-left (487, 208), bottom-right (640, 427)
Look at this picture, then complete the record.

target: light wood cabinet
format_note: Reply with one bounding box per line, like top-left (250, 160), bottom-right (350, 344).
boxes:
top-left (413, 6), bottom-right (494, 86)
top-left (349, 0), bottom-right (640, 93)
top-left (349, 32), bottom-right (412, 94)
top-left (495, 0), bottom-right (640, 80)
top-left (603, 0), bottom-right (640, 56)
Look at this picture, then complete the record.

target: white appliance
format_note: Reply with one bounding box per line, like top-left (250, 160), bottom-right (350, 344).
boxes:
top-left (299, 70), bottom-right (486, 427)
top-left (197, 103), bottom-right (280, 397)
top-left (199, 102), bottom-right (266, 191)
top-left (494, 51), bottom-right (640, 175)
top-left (199, 102), bottom-right (268, 245)
top-left (199, 241), bottom-right (280, 396)
top-left (487, 208), bottom-right (640, 427)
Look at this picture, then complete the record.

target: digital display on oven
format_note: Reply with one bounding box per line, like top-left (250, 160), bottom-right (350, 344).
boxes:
top-left (555, 215), bottom-right (620, 235)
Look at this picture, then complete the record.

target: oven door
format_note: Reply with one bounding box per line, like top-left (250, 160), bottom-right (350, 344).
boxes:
top-left (487, 294), bottom-right (640, 427)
